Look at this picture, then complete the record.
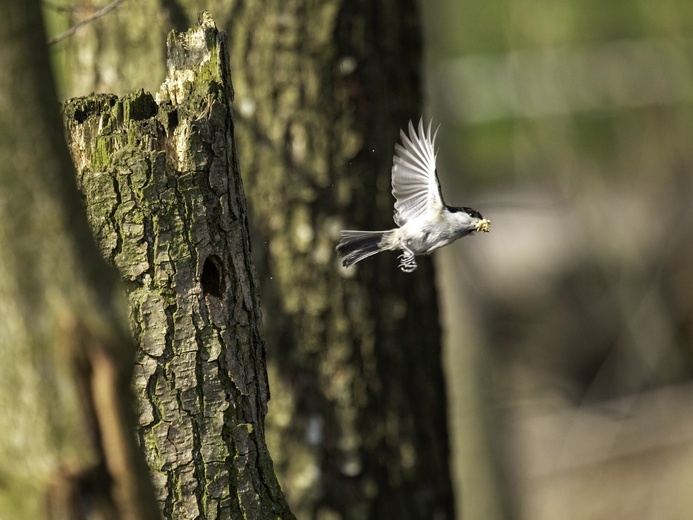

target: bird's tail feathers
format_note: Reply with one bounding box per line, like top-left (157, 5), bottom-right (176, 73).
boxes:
top-left (336, 230), bottom-right (390, 268)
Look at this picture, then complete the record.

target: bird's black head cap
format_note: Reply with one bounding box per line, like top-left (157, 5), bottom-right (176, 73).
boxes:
top-left (447, 206), bottom-right (484, 219)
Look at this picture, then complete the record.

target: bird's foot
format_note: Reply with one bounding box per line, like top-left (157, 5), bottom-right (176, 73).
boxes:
top-left (398, 253), bottom-right (417, 273)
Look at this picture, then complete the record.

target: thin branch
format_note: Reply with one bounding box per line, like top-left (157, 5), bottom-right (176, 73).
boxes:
top-left (47, 0), bottom-right (126, 46)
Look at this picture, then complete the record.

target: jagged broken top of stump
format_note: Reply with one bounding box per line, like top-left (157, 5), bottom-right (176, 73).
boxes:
top-left (156, 11), bottom-right (230, 106)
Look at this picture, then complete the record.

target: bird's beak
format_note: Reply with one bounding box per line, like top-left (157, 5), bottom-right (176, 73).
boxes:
top-left (475, 219), bottom-right (491, 233)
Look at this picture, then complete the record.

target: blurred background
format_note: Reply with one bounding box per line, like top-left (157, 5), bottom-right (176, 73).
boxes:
top-left (421, 1), bottom-right (693, 519)
top-left (46, 0), bottom-right (693, 518)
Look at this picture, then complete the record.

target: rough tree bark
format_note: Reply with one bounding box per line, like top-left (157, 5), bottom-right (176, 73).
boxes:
top-left (0, 1), bottom-right (158, 518)
top-left (62, 14), bottom-right (294, 519)
top-left (53, 2), bottom-right (456, 519)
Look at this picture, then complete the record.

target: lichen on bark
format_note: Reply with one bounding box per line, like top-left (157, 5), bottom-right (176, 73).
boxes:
top-left (62, 13), bottom-right (293, 520)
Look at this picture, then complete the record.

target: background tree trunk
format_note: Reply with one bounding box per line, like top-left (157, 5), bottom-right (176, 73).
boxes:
top-left (52, 2), bottom-right (456, 519)
top-left (0, 1), bottom-right (158, 518)
top-left (62, 14), bottom-right (294, 519)
top-left (224, 3), bottom-right (455, 519)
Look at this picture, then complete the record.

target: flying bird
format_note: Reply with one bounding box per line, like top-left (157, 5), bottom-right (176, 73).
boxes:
top-left (336, 119), bottom-right (490, 273)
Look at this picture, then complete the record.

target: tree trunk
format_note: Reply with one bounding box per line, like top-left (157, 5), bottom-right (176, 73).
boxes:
top-left (62, 14), bottom-right (294, 520)
top-left (53, 3), bottom-right (456, 519)
top-left (224, 2), bottom-right (456, 519)
top-left (0, 1), bottom-right (158, 518)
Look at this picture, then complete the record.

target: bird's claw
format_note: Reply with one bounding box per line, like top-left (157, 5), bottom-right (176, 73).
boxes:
top-left (398, 253), bottom-right (417, 273)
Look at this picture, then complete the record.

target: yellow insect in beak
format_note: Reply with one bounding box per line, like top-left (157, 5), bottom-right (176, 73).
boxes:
top-left (475, 219), bottom-right (491, 233)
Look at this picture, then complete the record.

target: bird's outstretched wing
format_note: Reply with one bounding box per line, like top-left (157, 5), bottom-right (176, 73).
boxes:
top-left (391, 119), bottom-right (443, 227)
